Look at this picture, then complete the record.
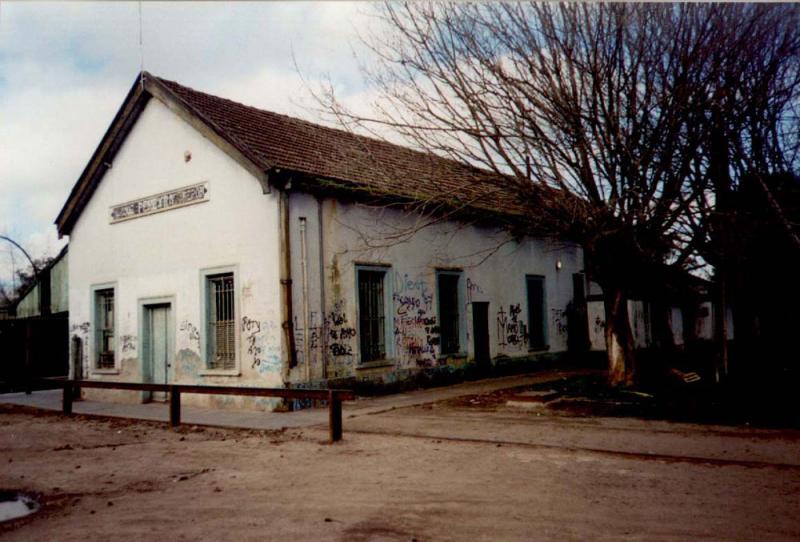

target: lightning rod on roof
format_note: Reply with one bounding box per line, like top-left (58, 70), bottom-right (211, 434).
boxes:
top-left (138, 0), bottom-right (144, 88)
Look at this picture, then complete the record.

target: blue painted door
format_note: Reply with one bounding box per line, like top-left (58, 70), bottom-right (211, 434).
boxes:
top-left (145, 304), bottom-right (171, 402)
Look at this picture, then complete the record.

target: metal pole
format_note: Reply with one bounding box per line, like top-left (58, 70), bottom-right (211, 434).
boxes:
top-left (317, 197), bottom-right (328, 380)
top-left (299, 216), bottom-right (311, 382)
top-left (24, 322), bottom-right (33, 394)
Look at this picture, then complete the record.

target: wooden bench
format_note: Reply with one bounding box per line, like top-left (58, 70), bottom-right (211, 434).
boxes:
top-left (60, 380), bottom-right (356, 442)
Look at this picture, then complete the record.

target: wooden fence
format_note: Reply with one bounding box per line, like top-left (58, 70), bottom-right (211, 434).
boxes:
top-left (60, 380), bottom-right (356, 442)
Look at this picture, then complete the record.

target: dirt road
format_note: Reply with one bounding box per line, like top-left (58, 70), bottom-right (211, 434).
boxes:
top-left (1, 401), bottom-right (799, 541)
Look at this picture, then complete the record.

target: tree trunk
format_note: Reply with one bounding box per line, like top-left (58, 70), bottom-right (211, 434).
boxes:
top-left (604, 287), bottom-right (636, 387)
top-left (651, 301), bottom-right (676, 352)
top-left (714, 268), bottom-right (729, 382)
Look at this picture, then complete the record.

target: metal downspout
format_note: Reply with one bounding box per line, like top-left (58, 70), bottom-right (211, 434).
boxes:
top-left (317, 197), bottom-right (328, 380)
top-left (299, 217), bottom-right (311, 383)
top-left (278, 188), bottom-right (297, 381)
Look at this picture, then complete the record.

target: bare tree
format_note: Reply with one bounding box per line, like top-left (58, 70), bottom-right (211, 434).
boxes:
top-left (316, 3), bottom-right (800, 385)
top-left (680, 5), bottom-right (800, 379)
top-left (0, 282), bottom-right (14, 308)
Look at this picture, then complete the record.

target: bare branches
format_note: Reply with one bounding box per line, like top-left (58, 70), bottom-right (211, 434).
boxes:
top-left (311, 2), bottom-right (800, 293)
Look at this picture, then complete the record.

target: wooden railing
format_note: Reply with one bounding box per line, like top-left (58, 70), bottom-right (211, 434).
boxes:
top-left (60, 380), bottom-right (356, 442)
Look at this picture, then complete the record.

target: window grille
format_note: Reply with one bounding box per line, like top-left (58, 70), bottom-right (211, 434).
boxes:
top-left (438, 273), bottom-right (461, 355)
top-left (96, 289), bottom-right (115, 369)
top-left (207, 273), bottom-right (235, 370)
top-left (358, 270), bottom-right (386, 363)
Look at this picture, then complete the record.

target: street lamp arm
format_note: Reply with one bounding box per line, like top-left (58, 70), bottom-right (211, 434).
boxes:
top-left (0, 235), bottom-right (39, 279)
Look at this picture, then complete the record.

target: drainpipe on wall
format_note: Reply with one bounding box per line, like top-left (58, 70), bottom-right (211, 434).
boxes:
top-left (299, 216), bottom-right (311, 383)
top-left (317, 196), bottom-right (328, 380)
top-left (278, 185), bottom-right (298, 381)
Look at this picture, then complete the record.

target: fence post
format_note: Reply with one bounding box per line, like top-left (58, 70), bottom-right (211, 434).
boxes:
top-left (328, 390), bottom-right (342, 443)
top-left (62, 381), bottom-right (73, 416)
top-left (169, 386), bottom-right (181, 427)
top-left (24, 322), bottom-right (33, 395)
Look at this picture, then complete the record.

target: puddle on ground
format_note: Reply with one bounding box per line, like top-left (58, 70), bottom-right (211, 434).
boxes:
top-left (0, 491), bottom-right (40, 523)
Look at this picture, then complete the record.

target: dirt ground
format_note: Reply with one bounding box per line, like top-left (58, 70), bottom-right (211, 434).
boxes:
top-left (2, 400), bottom-right (800, 541)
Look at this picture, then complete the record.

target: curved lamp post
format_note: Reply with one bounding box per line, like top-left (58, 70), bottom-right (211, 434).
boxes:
top-left (0, 235), bottom-right (40, 281)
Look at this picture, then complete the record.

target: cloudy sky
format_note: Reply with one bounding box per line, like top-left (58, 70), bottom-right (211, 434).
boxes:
top-left (0, 1), bottom-right (378, 290)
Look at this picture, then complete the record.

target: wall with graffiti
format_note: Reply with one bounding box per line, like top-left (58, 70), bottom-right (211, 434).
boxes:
top-left (66, 95), bottom-right (736, 411)
top-left (67, 98), bottom-right (285, 410)
top-left (285, 192), bottom-right (586, 382)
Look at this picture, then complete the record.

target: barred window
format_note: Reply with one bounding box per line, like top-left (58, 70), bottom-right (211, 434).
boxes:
top-left (358, 269), bottom-right (386, 363)
top-left (437, 272), bottom-right (462, 355)
top-left (95, 288), bottom-right (115, 369)
top-left (207, 273), bottom-right (235, 370)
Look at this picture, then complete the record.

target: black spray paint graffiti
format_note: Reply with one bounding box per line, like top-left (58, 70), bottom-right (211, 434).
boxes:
top-left (465, 277), bottom-right (484, 304)
top-left (179, 321), bottom-right (201, 350)
top-left (594, 316), bottom-right (606, 337)
top-left (394, 272), bottom-right (428, 296)
top-left (241, 316), bottom-right (264, 369)
top-left (497, 304), bottom-right (528, 349)
top-left (327, 300), bottom-right (356, 358)
top-left (392, 275), bottom-right (439, 366)
top-left (550, 308), bottom-right (568, 337)
top-left (288, 302), bottom-right (356, 377)
top-left (121, 335), bottom-right (137, 353)
top-left (295, 310), bottom-right (335, 369)
top-left (393, 293), bottom-right (433, 315)
top-left (237, 317), bottom-right (281, 373)
top-left (296, 300), bottom-right (357, 364)
top-left (308, 312), bottom-right (322, 349)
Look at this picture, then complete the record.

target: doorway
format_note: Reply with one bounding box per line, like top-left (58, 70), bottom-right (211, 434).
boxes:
top-left (472, 302), bottom-right (490, 372)
top-left (143, 302), bottom-right (173, 402)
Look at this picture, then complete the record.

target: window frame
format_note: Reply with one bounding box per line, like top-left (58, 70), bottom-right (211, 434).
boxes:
top-left (90, 282), bottom-right (118, 375)
top-left (526, 274), bottom-right (548, 351)
top-left (436, 269), bottom-right (466, 358)
top-left (199, 265), bottom-right (241, 376)
top-left (354, 264), bottom-right (393, 366)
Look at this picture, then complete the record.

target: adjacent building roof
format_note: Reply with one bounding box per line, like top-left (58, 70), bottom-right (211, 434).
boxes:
top-left (55, 72), bottom-right (523, 236)
top-left (9, 244), bottom-right (68, 313)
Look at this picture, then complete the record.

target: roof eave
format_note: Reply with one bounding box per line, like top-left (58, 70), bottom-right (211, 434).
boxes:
top-left (55, 75), bottom-right (151, 237)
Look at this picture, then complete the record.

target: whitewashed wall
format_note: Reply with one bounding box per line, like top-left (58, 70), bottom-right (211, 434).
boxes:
top-left (286, 193), bottom-right (584, 382)
top-left (586, 287), bottom-right (733, 352)
top-left (67, 99), bottom-right (283, 409)
top-left (67, 95), bottom-right (588, 407)
top-left (586, 298), bottom-right (652, 351)
top-left (670, 307), bottom-right (684, 346)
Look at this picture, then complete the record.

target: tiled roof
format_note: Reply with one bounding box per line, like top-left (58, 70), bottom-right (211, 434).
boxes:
top-left (155, 75), bottom-right (522, 215)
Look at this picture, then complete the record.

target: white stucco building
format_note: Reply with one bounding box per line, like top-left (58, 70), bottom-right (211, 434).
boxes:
top-left (56, 72), bottom-right (589, 410)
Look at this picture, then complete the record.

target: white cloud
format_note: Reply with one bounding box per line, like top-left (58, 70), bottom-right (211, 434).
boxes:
top-left (0, 1), bottom-right (383, 288)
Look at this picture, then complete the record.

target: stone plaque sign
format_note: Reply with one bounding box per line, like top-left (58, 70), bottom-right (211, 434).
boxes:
top-left (110, 182), bottom-right (209, 224)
